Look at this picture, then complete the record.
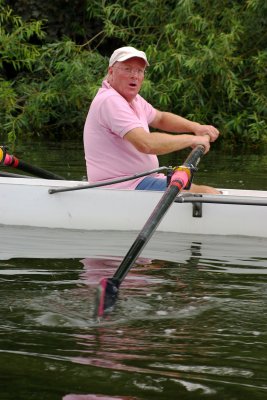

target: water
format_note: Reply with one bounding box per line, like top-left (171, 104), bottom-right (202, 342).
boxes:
top-left (0, 140), bottom-right (267, 399)
top-left (1, 230), bottom-right (267, 399)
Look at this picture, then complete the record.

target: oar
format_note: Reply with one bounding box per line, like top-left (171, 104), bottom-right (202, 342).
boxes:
top-left (94, 145), bottom-right (206, 319)
top-left (0, 146), bottom-right (64, 180)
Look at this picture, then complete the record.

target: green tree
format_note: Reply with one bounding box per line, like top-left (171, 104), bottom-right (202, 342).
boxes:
top-left (6, 0), bottom-right (90, 43)
top-left (85, 0), bottom-right (267, 148)
top-left (1, 0), bottom-right (266, 148)
top-left (0, 1), bottom-right (106, 143)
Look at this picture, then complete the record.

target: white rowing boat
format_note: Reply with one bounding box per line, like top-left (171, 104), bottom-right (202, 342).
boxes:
top-left (0, 176), bottom-right (267, 238)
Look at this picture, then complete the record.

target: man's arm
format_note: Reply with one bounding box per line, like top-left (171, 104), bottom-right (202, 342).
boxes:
top-left (124, 127), bottom-right (211, 155)
top-left (150, 110), bottom-right (220, 142)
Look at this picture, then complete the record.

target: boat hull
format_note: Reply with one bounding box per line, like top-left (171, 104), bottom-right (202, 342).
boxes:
top-left (0, 177), bottom-right (267, 238)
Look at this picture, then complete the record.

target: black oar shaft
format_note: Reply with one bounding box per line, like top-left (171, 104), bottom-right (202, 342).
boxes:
top-left (113, 145), bottom-right (205, 285)
top-left (113, 185), bottom-right (179, 283)
top-left (15, 159), bottom-right (64, 180)
top-left (95, 145), bottom-right (205, 318)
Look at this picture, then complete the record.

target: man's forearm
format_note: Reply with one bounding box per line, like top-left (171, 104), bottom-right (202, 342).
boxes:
top-left (151, 111), bottom-right (200, 133)
top-left (125, 128), bottom-right (210, 155)
top-left (151, 111), bottom-right (220, 142)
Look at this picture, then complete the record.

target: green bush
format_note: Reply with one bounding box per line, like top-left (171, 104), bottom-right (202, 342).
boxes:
top-left (1, 0), bottom-right (266, 148)
top-left (90, 0), bottom-right (267, 148)
top-left (0, 1), bottom-right (107, 143)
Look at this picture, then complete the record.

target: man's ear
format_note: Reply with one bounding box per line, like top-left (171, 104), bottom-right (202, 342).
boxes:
top-left (107, 67), bottom-right (113, 82)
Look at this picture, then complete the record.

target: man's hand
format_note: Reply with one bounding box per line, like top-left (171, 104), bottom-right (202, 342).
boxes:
top-left (192, 134), bottom-right (210, 154)
top-left (193, 124), bottom-right (220, 142)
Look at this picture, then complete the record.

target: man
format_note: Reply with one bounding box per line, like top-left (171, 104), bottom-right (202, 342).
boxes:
top-left (84, 46), bottom-right (220, 193)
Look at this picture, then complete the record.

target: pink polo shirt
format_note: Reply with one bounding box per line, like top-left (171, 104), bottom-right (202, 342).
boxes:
top-left (83, 80), bottom-right (164, 189)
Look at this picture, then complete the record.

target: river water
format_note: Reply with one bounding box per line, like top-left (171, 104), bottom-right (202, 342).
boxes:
top-left (0, 140), bottom-right (267, 399)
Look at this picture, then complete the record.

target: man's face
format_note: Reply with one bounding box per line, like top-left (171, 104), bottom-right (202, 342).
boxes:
top-left (108, 57), bottom-right (146, 102)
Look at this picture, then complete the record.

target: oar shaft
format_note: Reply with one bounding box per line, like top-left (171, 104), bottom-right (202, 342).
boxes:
top-left (113, 145), bottom-right (205, 284)
top-left (15, 158), bottom-right (64, 180)
top-left (113, 185), bottom-right (180, 282)
top-left (95, 145), bottom-right (205, 318)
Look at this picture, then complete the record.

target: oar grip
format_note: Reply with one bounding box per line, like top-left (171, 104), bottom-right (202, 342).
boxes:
top-left (170, 145), bottom-right (205, 190)
top-left (3, 153), bottom-right (19, 168)
top-left (183, 145), bottom-right (205, 168)
top-left (170, 170), bottom-right (189, 189)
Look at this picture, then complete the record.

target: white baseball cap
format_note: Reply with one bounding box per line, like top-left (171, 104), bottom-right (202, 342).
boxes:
top-left (109, 46), bottom-right (149, 67)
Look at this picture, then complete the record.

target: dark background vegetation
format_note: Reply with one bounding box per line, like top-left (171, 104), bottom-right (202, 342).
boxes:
top-left (1, 0), bottom-right (266, 148)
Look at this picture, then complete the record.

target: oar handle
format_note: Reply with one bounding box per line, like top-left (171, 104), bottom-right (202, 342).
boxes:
top-left (183, 145), bottom-right (205, 168)
top-left (0, 147), bottom-right (64, 180)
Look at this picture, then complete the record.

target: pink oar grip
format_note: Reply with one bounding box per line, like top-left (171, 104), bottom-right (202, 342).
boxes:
top-left (170, 170), bottom-right (189, 189)
top-left (3, 154), bottom-right (19, 167)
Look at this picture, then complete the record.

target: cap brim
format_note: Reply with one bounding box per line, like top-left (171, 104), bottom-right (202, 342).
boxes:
top-left (116, 54), bottom-right (149, 66)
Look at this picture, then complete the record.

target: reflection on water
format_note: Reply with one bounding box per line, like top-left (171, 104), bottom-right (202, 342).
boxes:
top-left (0, 228), bottom-right (267, 399)
top-left (63, 396), bottom-right (137, 400)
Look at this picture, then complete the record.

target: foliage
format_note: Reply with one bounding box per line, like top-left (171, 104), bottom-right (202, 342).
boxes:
top-left (0, 1), bottom-right (107, 143)
top-left (6, 0), bottom-right (90, 43)
top-left (84, 0), bottom-right (267, 148)
top-left (1, 0), bottom-right (267, 148)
